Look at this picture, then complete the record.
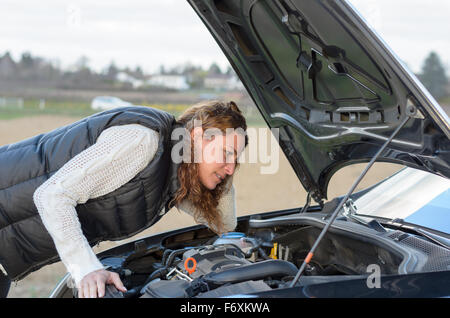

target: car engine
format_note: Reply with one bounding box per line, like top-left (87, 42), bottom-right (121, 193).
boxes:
top-left (92, 216), bottom-right (450, 299)
top-left (110, 232), bottom-right (298, 298)
top-left (141, 245), bottom-right (298, 297)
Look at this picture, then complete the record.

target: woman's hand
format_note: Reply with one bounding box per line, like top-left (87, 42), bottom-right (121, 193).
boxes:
top-left (78, 269), bottom-right (127, 298)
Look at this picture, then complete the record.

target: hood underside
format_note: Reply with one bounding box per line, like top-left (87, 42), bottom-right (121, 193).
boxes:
top-left (188, 0), bottom-right (450, 202)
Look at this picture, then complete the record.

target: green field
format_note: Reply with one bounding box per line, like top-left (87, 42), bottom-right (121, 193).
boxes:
top-left (0, 99), bottom-right (194, 120)
top-left (0, 98), bottom-right (266, 127)
top-left (0, 99), bottom-right (95, 120)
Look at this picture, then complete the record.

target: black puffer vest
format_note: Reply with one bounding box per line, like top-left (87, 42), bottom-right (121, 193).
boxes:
top-left (0, 106), bottom-right (181, 281)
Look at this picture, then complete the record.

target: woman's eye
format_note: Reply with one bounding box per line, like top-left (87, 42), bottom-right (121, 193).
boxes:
top-left (224, 150), bottom-right (236, 163)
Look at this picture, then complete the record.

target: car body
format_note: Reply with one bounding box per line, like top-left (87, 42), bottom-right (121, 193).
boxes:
top-left (51, 0), bottom-right (450, 298)
top-left (91, 96), bottom-right (132, 111)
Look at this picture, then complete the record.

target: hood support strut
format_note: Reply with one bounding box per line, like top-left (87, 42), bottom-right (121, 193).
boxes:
top-left (289, 105), bottom-right (417, 288)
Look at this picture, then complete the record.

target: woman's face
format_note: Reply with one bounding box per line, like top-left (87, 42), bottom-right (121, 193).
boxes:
top-left (193, 127), bottom-right (246, 190)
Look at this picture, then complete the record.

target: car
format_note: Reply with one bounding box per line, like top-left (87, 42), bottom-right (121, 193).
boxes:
top-left (91, 96), bottom-right (132, 111)
top-left (50, 0), bottom-right (450, 298)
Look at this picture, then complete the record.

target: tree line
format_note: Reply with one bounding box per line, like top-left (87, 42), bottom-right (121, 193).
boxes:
top-left (0, 52), bottom-right (233, 91)
top-left (0, 50), bottom-right (448, 100)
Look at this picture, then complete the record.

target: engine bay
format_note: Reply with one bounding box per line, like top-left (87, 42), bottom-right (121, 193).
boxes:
top-left (85, 210), bottom-right (450, 298)
top-left (100, 231), bottom-right (303, 298)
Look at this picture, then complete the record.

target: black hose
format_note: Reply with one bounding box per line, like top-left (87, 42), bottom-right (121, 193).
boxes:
top-left (241, 237), bottom-right (271, 260)
top-left (161, 249), bottom-right (173, 265)
top-left (202, 259), bottom-right (298, 287)
top-left (139, 267), bottom-right (169, 293)
top-left (164, 247), bottom-right (197, 267)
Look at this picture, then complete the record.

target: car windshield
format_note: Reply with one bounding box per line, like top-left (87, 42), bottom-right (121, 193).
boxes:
top-left (353, 167), bottom-right (450, 234)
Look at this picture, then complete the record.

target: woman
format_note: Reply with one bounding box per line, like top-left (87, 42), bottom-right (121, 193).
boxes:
top-left (0, 100), bottom-right (248, 298)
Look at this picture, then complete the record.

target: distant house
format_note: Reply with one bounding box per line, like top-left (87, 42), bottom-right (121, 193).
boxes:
top-left (116, 71), bottom-right (143, 88)
top-left (204, 74), bottom-right (244, 91)
top-left (146, 74), bottom-right (189, 90)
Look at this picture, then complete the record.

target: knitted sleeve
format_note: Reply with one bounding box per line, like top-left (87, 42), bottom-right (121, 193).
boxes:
top-left (33, 124), bottom-right (160, 285)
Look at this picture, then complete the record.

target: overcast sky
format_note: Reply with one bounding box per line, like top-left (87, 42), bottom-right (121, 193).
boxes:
top-left (0, 0), bottom-right (448, 74)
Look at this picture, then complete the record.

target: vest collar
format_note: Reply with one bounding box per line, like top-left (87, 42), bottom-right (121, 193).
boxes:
top-left (165, 123), bottom-right (184, 209)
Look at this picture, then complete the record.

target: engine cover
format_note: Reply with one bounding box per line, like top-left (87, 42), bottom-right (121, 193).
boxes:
top-left (177, 245), bottom-right (251, 279)
top-left (140, 244), bottom-right (298, 298)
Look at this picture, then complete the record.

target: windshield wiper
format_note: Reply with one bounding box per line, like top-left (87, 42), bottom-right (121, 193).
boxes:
top-left (341, 199), bottom-right (387, 233)
top-left (383, 218), bottom-right (450, 250)
top-left (289, 106), bottom-right (417, 288)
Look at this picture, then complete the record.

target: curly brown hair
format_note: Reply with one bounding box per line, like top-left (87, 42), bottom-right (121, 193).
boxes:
top-left (169, 100), bottom-right (248, 234)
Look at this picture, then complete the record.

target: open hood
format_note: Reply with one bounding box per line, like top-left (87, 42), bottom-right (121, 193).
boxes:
top-left (188, 0), bottom-right (450, 203)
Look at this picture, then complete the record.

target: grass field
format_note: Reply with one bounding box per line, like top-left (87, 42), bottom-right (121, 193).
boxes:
top-left (0, 92), bottom-right (266, 127)
top-left (0, 99), bottom-right (191, 120)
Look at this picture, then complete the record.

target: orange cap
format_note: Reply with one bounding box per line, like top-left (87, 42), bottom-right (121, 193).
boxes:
top-left (184, 257), bottom-right (197, 275)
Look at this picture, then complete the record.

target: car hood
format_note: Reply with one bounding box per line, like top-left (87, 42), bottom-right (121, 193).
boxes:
top-left (188, 0), bottom-right (450, 202)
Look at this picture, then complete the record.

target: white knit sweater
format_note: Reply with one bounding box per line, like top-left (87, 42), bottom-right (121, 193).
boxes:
top-left (33, 124), bottom-right (237, 284)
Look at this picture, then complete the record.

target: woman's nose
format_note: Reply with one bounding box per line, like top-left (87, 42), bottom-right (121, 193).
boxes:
top-left (224, 162), bottom-right (236, 175)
